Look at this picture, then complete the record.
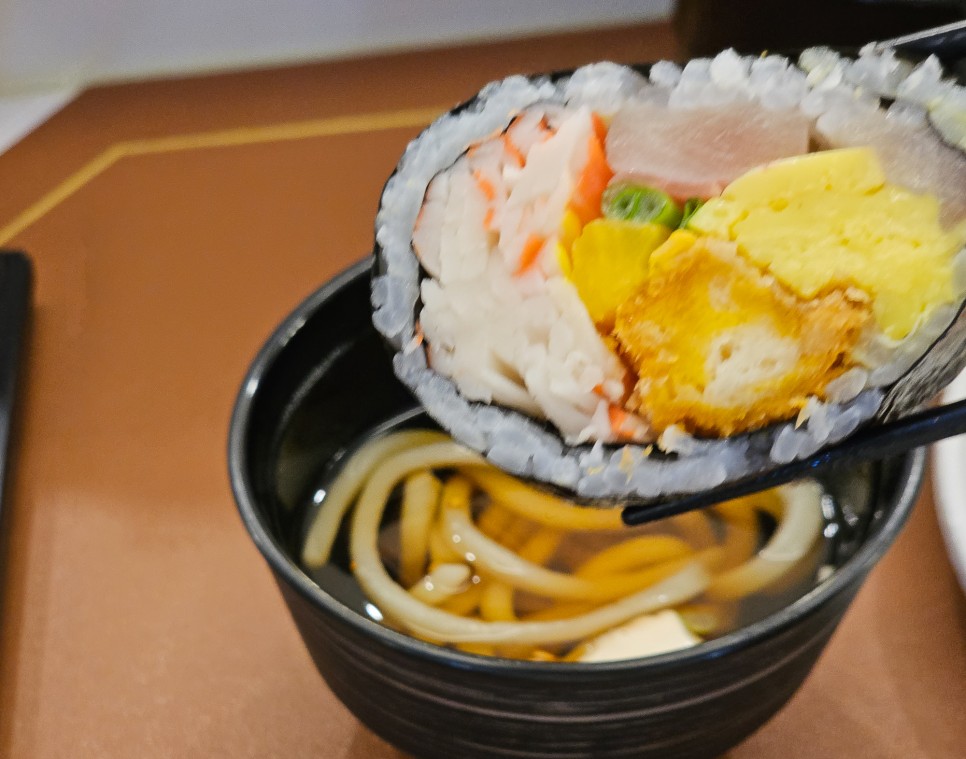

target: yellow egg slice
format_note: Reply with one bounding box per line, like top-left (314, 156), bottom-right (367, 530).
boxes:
top-left (689, 147), bottom-right (960, 340)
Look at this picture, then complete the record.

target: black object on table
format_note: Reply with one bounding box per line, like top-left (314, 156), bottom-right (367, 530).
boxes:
top-left (0, 251), bottom-right (32, 601)
top-left (675, 0), bottom-right (966, 61)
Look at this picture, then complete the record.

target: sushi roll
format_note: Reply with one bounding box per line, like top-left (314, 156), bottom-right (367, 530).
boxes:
top-left (371, 49), bottom-right (966, 501)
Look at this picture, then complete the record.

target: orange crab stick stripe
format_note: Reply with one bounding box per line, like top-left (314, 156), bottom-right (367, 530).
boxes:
top-left (608, 405), bottom-right (630, 436)
top-left (502, 134), bottom-right (526, 167)
top-left (590, 111), bottom-right (608, 142)
top-left (483, 207), bottom-right (495, 230)
top-left (537, 115), bottom-right (556, 140)
top-left (515, 234), bottom-right (547, 276)
top-left (608, 404), bottom-right (645, 441)
top-left (473, 170), bottom-right (496, 202)
top-left (568, 114), bottom-right (613, 226)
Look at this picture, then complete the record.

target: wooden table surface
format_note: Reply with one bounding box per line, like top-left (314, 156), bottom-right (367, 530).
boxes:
top-left (0, 21), bottom-right (964, 759)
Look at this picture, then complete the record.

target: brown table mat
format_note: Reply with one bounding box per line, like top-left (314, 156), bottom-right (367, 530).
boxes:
top-left (0, 21), bottom-right (964, 758)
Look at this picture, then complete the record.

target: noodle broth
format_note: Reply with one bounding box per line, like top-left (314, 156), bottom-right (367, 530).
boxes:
top-left (298, 409), bottom-right (880, 663)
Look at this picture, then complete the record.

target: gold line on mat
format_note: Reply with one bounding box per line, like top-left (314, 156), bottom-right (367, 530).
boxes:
top-left (0, 146), bottom-right (126, 246)
top-left (120, 106), bottom-right (444, 155)
top-left (0, 104), bottom-right (443, 245)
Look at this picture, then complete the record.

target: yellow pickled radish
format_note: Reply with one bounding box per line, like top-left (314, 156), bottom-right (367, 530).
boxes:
top-left (569, 219), bottom-right (670, 329)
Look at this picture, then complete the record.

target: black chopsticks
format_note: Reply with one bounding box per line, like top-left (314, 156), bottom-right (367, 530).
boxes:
top-left (622, 396), bottom-right (966, 525)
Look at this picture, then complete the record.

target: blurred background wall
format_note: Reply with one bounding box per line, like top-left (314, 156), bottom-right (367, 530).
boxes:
top-left (3, 0), bottom-right (962, 153)
top-left (0, 0), bottom-right (672, 95)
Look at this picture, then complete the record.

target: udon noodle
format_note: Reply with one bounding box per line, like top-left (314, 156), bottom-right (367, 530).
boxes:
top-left (302, 429), bottom-right (825, 661)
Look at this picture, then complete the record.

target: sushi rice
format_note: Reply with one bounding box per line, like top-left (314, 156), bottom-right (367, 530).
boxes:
top-left (371, 47), bottom-right (966, 501)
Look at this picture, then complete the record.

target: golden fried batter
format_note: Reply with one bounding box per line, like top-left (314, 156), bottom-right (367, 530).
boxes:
top-left (613, 232), bottom-right (872, 437)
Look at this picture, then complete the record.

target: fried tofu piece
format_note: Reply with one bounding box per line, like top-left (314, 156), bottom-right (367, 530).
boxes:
top-left (613, 232), bottom-right (871, 437)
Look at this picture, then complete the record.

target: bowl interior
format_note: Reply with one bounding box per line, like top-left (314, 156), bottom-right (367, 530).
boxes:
top-left (231, 258), bottom-right (924, 666)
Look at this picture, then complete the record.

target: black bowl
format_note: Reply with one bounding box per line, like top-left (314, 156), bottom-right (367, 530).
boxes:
top-left (228, 258), bottom-right (925, 759)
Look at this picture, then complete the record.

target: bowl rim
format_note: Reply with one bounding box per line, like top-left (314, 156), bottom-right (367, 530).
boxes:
top-left (228, 257), bottom-right (925, 676)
